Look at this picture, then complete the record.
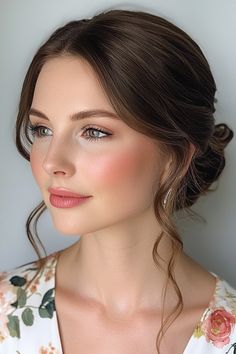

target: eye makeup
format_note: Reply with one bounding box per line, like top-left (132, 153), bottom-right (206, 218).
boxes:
top-left (26, 122), bottom-right (113, 143)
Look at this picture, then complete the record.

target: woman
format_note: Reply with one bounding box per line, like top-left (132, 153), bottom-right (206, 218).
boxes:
top-left (0, 8), bottom-right (235, 354)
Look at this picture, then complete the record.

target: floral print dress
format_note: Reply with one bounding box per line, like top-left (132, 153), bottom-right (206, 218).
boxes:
top-left (0, 251), bottom-right (236, 354)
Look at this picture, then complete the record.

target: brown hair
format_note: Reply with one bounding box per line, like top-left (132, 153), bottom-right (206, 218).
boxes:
top-left (15, 8), bottom-right (234, 353)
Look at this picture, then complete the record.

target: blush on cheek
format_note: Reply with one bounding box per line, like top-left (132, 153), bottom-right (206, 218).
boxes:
top-left (89, 150), bottom-right (146, 186)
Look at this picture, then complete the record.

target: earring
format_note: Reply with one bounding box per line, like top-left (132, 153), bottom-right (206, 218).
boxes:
top-left (163, 188), bottom-right (172, 206)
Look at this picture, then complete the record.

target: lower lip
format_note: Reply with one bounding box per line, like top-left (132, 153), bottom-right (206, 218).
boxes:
top-left (49, 194), bottom-right (91, 208)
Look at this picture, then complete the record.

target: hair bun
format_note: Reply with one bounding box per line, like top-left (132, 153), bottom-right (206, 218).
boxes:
top-left (180, 122), bottom-right (234, 209)
top-left (209, 123), bottom-right (234, 151)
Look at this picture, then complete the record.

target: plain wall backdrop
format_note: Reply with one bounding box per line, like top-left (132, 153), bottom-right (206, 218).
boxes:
top-left (0, 0), bottom-right (236, 286)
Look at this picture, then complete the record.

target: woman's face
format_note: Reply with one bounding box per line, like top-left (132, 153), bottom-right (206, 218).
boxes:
top-left (29, 56), bottom-right (169, 235)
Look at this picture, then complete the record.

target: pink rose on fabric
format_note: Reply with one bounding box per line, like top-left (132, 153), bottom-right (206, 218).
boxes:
top-left (202, 307), bottom-right (236, 348)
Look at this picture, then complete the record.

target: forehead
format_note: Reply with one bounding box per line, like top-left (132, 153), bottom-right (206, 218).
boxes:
top-left (32, 56), bottom-right (115, 112)
top-left (30, 56), bottom-right (167, 159)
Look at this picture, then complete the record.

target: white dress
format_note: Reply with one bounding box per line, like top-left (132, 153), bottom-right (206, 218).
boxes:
top-left (0, 251), bottom-right (236, 354)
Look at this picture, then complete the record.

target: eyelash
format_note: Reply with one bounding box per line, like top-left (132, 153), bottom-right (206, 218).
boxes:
top-left (27, 123), bottom-right (112, 142)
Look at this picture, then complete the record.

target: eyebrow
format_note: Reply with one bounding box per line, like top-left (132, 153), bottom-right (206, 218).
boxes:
top-left (28, 107), bottom-right (120, 121)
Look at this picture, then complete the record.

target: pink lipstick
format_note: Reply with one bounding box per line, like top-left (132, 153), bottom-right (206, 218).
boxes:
top-left (48, 187), bottom-right (91, 208)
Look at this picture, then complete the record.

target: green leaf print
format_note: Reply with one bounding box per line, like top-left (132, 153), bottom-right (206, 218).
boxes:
top-left (7, 315), bottom-right (20, 338)
top-left (41, 288), bottom-right (54, 305)
top-left (11, 299), bottom-right (18, 308)
top-left (22, 308), bottom-right (34, 326)
top-left (39, 307), bottom-right (48, 318)
top-left (9, 275), bottom-right (26, 287)
top-left (46, 299), bottom-right (55, 313)
top-left (39, 288), bottom-right (55, 319)
top-left (39, 299), bottom-right (55, 318)
top-left (17, 287), bottom-right (27, 308)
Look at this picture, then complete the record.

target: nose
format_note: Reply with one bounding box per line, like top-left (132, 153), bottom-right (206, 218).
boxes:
top-left (42, 138), bottom-right (76, 177)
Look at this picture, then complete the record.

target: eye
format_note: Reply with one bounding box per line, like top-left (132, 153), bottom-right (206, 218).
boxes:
top-left (26, 122), bottom-right (112, 142)
top-left (27, 123), bottom-right (52, 138)
top-left (82, 125), bottom-right (112, 142)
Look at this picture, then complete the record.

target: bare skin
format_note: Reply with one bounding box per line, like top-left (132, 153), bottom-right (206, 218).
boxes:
top-left (29, 56), bottom-right (216, 354)
top-left (54, 241), bottom-right (216, 354)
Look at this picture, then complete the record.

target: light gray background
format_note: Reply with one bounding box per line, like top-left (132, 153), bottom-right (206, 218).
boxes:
top-left (1, 0), bottom-right (235, 286)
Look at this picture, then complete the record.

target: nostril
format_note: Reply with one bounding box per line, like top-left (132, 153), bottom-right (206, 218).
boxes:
top-left (53, 171), bottom-right (66, 175)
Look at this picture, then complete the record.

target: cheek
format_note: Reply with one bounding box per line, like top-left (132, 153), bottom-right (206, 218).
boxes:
top-left (89, 147), bottom-right (159, 192)
top-left (96, 155), bottom-right (134, 183)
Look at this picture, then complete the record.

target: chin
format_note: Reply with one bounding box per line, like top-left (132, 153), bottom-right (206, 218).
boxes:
top-left (50, 216), bottom-right (91, 236)
top-left (51, 221), bottom-right (82, 235)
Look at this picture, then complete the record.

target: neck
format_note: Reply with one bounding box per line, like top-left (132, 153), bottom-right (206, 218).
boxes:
top-left (57, 207), bottom-right (183, 320)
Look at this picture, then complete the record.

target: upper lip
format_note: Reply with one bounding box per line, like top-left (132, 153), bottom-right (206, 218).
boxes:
top-left (48, 187), bottom-right (90, 198)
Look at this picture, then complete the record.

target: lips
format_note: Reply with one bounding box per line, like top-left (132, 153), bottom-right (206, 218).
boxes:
top-left (48, 187), bottom-right (90, 198)
top-left (48, 187), bottom-right (91, 208)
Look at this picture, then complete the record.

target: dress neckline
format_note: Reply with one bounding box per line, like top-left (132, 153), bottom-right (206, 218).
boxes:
top-left (182, 277), bottom-right (219, 354)
top-left (48, 250), bottom-right (219, 354)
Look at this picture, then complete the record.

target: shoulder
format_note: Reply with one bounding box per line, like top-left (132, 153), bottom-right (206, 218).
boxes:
top-left (0, 251), bottom-right (58, 293)
top-left (214, 276), bottom-right (236, 308)
top-left (0, 252), bottom-right (59, 344)
top-left (193, 275), bottom-right (236, 352)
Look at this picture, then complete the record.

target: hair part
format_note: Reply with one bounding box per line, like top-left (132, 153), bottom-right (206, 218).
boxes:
top-left (15, 9), bottom-right (234, 353)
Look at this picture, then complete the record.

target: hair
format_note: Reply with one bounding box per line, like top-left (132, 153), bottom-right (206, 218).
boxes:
top-left (15, 8), bottom-right (234, 353)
